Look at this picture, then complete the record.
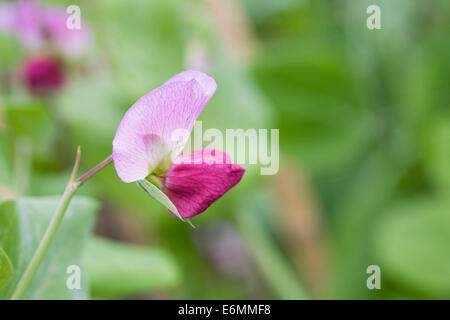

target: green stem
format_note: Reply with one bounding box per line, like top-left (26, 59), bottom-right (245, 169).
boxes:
top-left (13, 136), bottom-right (32, 195)
top-left (11, 178), bottom-right (79, 299)
top-left (10, 149), bottom-right (112, 300)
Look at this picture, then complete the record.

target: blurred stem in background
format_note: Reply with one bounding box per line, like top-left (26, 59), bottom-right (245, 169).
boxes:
top-left (272, 161), bottom-right (331, 298)
top-left (10, 149), bottom-right (112, 300)
top-left (13, 136), bottom-right (32, 196)
top-left (206, 0), bottom-right (257, 64)
top-left (236, 191), bottom-right (309, 299)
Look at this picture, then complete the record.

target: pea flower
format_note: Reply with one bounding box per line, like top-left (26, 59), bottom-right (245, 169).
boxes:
top-left (0, 0), bottom-right (91, 95)
top-left (112, 70), bottom-right (245, 219)
top-left (0, 0), bottom-right (90, 58)
top-left (19, 54), bottom-right (63, 95)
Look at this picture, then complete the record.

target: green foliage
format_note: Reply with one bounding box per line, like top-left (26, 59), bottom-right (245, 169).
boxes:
top-left (3, 100), bottom-right (51, 138)
top-left (0, 247), bottom-right (13, 291)
top-left (423, 117), bottom-right (450, 193)
top-left (237, 191), bottom-right (307, 299)
top-left (88, 0), bottom-right (184, 98)
top-left (332, 151), bottom-right (401, 299)
top-left (374, 197), bottom-right (450, 296)
top-left (253, 34), bottom-right (370, 176)
top-left (0, 0), bottom-right (449, 300)
top-left (85, 237), bottom-right (180, 299)
top-left (0, 135), bottom-right (13, 188)
top-left (0, 197), bottom-right (98, 299)
top-left (0, 34), bottom-right (21, 72)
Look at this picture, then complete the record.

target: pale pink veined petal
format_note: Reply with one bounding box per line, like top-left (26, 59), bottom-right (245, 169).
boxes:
top-left (164, 70), bottom-right (217, 103)
top-left (112, 71), bottom-right (217, 183)
top-left (162, 149), bottom-right (245, 219)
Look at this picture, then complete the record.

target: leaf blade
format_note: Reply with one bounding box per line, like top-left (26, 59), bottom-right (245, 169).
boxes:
top-left (0, 247), bottom-right (13, 291)
top-left (0, 196), bottom-right (98, 299)
top-left (136, 179), bottom-right (184, 221)
top-left (85, 237), bottom-right (180, 299)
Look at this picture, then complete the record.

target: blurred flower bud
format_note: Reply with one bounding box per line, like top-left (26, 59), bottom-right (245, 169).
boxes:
top-left (20, 55), bottom-right (63, 95)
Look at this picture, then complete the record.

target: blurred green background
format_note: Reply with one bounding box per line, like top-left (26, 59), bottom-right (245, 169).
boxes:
top-left (0, 0), bottom-right (449, 299)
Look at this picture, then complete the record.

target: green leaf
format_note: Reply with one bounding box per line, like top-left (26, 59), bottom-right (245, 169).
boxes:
top-left (3, 101), bottom-right (51, 138)
top-left (373, 197), bottom-right (450, 295)
top-left (0, 247), bottom-right (13, 291)
top-left (85, 237), bottom-right (180, 299)
top-left (0, 134), bottom-right (13, 189)
top-left (423, 117), bottom-right (450, 193)
top-left (0, 196), bottom-right (98, 299)
top-left (0, 34), bottom-right (21, 71)
top-left (333, 151), bottom-right (401, 299)
top-left (253, 39), bottom-right (370, 176)
top-left (137, 179), bottom-right (184, 221)
top-left (91, 0), bottom-right (183, 99)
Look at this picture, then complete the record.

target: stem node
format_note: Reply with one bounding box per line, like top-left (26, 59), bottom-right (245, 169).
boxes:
top-left (10, 150), bottom-right (112, 300)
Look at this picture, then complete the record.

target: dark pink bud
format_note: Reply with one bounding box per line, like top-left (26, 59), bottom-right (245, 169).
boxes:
top-left (20, 55), bottom-right (64, 95)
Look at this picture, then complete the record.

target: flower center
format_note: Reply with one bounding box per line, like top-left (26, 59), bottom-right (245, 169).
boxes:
top-left (145, 174), bottom-right (163, 189)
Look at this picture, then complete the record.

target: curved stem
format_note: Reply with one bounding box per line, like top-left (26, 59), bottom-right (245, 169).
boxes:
top-left (11, 179), bottom-right (79, 299)
top-left (10, 150), bottom-right (112, 300)
top-left (76, 155), bottom-right (113, 185)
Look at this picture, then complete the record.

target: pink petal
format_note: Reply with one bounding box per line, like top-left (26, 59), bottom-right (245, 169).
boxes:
top-left (162, 150), bottom-right (245, 219)
top-left (8, 0), bottom-right (44, 49)
top-left (43, 7), bottom-right (91, 59)
top-left (0, 3), bottom-right (15, 35)
top-left (112, 71), bottom-right (217, 183)
top-left (0, 0), bottom-right (90, 57)
top-left (164, 70), bottom-right (217, 103)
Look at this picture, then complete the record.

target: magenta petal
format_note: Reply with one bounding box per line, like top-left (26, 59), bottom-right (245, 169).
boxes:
top-left (112, 71), bottom-right (217, 183)
top-left (20, 55), bottom-right (64, 95)
top-left (162, 150), bottom-right (245, 219)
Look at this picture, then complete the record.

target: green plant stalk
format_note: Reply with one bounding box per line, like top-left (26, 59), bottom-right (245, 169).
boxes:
top-left (10, 149), bottom-right (112, 300)
top-left (10, 179), bottom-right (79, 299)
top-left (13, 136), bottom-right (32, 195)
